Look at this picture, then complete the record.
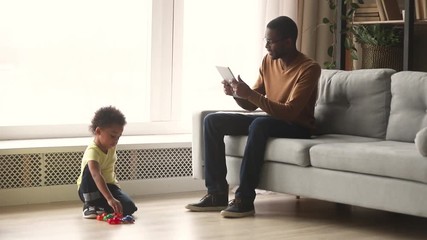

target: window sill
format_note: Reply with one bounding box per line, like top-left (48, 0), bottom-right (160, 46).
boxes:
top-left (0, 134), bottom-right (192, 154)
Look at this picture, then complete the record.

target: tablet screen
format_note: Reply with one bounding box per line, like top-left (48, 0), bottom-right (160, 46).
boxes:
top-left (216, 66), bottom-right (236, 82)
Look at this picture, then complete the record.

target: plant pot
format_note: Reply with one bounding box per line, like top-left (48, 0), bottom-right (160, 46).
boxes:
top-left (361, 44), bottom-right (403, 71)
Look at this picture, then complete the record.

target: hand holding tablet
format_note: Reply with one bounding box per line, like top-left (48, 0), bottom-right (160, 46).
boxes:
top-left (216, 66), bottom-right (243, 98)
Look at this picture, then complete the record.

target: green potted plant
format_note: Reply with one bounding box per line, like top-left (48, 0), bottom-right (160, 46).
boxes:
top-left (323, 0), bottom-right (403, 71)
top-left (352, 24), bottom-right (403, 71)
top-left (323, 0), bottom-right (364, 69)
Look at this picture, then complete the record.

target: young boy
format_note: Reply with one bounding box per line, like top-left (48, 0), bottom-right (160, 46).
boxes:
top-left (77, 106), bottom-right (138, 219)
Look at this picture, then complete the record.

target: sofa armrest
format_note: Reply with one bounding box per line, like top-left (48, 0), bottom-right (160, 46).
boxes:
top-left (191, 110), bottom-right (218, 179)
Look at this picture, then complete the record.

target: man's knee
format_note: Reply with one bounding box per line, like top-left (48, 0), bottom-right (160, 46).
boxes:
top-left (204, 112), bottom-right (225, 125)
top-left (204, 113), bottom-right (230, 132)
top-left (204, 113), bottom-right (216, 126)
top-left (248, 117), bottom-right (270, 133)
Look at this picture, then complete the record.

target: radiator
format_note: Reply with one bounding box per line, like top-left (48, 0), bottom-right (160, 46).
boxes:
top-left (0, 141), bottom-right (204, 206)
top-left (0, 147), bottom-right (193, 190)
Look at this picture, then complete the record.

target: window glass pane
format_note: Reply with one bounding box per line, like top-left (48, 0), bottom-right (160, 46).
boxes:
top-left (0, 0), bottom-right (152, 126)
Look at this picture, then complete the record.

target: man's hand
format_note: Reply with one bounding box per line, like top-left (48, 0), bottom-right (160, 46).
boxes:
top-left (221, 80), bottom-right (234, 96)
top-left (230, 75), bottom-right (251, 99)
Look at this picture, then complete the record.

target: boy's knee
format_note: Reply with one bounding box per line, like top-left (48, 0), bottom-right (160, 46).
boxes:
top-left (123, 202), bottom-right (138, 215)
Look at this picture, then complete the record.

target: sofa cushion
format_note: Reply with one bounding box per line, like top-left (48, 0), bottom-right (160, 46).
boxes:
top-left (415, 127), bottom-right (427, 156)
top-left (315, 69), bottom-right (394, 138)
top-left (225, 134), bottom-right (381, 167)
top-left (310, 141), bottom-right (427, 184)
top-left (386, 71), bottom-right (427, 142)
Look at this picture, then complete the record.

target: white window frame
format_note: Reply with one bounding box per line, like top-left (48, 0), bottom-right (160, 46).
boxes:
top-left (0, 0), bottom-right (186, 140)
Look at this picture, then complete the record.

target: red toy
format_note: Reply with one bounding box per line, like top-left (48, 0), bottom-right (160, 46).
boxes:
top-left (107, 217), bottom-right (122, 224)
top-left (96, 212), bottom-right (134, 224)
top-left (97, 212), bottom-right (107, 221)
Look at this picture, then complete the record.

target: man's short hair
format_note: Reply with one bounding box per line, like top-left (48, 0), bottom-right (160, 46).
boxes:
top-left (266, 16), bottom-right (298, 42)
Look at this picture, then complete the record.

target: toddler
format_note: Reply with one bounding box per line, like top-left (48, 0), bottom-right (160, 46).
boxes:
top-left (76, 106), bottom-right (137, 218)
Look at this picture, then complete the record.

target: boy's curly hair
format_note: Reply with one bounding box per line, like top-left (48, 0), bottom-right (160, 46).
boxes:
top-left (89, 106), bottom-right (126, 134)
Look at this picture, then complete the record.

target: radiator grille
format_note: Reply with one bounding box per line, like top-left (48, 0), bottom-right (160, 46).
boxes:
top-left (0, 147), bottom-right (192, 189)
top-left (45, 152), bottom-right (83, 186)
top-left (0, 154), bottom-right (42, 189)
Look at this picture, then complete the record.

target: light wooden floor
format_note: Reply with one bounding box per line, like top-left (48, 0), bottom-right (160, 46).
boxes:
top-left (1, 191), bottom-right (427, 240)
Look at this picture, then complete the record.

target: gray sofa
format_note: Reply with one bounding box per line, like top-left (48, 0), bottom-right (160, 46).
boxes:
top-left (191, 68), bottom-right (427, 218)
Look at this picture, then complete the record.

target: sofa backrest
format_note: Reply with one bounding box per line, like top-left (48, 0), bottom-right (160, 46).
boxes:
top-left (314, 68), bottom-right (395, 138)
top-left (386, 71), bottom-right (427, 142)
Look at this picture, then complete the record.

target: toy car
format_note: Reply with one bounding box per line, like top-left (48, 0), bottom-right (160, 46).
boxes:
top-left (121, 215), bottom-right (135, 224)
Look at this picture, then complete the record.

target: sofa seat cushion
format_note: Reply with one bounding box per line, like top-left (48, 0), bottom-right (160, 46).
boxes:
top-left (310, 141), bottom-right (427, 184)
top-left (225, 134), bottom-right (381, 167)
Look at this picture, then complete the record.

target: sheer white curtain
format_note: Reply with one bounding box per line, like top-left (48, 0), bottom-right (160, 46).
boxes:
top-left (298, 0), bottom-right (331, 67)
top-left (259, 0), bottom-right (298, 32)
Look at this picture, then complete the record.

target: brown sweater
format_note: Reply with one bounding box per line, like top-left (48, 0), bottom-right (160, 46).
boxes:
top-left (236, 52), bottom-right (321, 131)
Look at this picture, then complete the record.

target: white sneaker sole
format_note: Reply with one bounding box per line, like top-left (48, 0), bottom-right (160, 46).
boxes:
top-left (82, 213), bottom-right (97, 219)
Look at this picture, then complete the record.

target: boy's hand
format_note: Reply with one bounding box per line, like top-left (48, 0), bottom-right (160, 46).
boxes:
top-left (88, 161), bottom-right (123, 214)
top-left (108, 198), bottom-right (123, 214)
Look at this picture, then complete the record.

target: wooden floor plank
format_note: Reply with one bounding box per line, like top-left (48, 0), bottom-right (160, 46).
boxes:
top-left (1, 191), bottom-right (427, 240)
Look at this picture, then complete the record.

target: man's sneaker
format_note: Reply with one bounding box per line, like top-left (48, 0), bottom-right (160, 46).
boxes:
top-left (185, 193), bottom-right (228, 212)
top-left (83, 206), bottom-right (105, 219)
top-left (220, 198), bottom-right (255, 218)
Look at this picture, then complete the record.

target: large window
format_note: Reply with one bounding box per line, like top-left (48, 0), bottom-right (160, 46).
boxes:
top-left (0, 0), bottom-right (265, 140)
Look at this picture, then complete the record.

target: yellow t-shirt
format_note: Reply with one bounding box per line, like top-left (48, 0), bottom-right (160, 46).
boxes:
top-left (76, 141), bottom-right (119, 189)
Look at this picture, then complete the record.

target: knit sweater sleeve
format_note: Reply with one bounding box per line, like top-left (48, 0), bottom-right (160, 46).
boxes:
top-left (247, 63), bottom-right (320, 123)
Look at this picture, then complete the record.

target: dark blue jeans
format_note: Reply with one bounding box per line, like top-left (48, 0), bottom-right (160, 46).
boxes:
top-left (203, 112), bottom-right (311, 202)
top-left (78, 165), bottom-right (138, 215)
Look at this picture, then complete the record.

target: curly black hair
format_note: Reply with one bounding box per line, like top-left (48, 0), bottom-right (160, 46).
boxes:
top-left (89, 106), bottom-right (126, 134)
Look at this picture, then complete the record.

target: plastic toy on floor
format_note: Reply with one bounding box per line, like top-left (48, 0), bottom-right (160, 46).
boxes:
top-left (121, 215), bottom-right (135, 224)
top-left (96, 212), bottom-right (135, 224)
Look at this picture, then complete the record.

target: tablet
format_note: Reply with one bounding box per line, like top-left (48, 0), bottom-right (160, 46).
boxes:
top-left (216, 66), bottom-right (236, 83)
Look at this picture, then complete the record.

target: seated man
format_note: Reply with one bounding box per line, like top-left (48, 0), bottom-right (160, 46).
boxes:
top-left (185, 16), bottom-right (321, 218)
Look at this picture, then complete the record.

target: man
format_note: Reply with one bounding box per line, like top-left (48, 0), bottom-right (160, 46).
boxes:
top-left (186, 16), bottom-right (321, 218)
